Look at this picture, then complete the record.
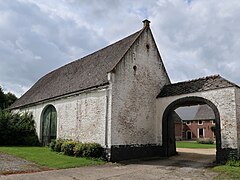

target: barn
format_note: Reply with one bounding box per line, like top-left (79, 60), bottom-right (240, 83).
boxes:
top-left (10, 20), bottom-right (240, 162)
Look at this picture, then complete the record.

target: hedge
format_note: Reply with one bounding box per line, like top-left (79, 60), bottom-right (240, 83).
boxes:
top-left (50, 139), bottom-right (104, 158)
top-left (0, 110), bottom-right (39, 146)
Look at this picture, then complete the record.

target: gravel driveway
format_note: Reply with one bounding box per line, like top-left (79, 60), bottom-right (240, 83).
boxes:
top-left (0, 148), bottom-right (218, 180)
top-left (0, 153), bottom-right (42, 175)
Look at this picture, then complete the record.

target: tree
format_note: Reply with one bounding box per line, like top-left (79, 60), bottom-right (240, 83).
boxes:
top-left (0, 86), bottom-right (18, 110)
top-left (0, 87), bottom-right (5, 110)
top-left (4, 92), bottom-right (17, 108)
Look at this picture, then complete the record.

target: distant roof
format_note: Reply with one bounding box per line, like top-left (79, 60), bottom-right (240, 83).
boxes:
top-left (11, 27), bottom-right (146, 109)
top-left (172, 111), bottom-right (182, 123)
top-left (193, 105), bottom-right (215, 120)
top-left (158, 75), bottom-right (238, 98)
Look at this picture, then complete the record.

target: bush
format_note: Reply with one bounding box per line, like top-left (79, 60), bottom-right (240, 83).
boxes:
top-left (49, 139), bottom-right (56, 151)
top-left (0, 110), bottom-right (39, 146)
top-left (74, 142), bottom-right (103, 158)
top-left (54, 139), bottom-right (65, 152)
top-left (226, 160), bottom-right (240, 167)
top-left (83, 143), bottom-right (103, 158)
top-left (61, 141), bottom-right (78, 156)
top-left (197, 138), bottom-right (214, 144)
top-left (73, 142), bottom-right (85, 157)
top-left (51, 139), bottom-right (104, 158)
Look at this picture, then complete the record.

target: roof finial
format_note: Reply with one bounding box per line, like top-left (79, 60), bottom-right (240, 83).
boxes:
top-left (142, 19), bottom-right (150, 28)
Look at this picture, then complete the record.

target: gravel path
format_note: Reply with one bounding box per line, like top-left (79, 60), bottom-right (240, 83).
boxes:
top-left (0, 148), bottom-right (219, 180)
top-left (0, 153), bottom-right (42, 174)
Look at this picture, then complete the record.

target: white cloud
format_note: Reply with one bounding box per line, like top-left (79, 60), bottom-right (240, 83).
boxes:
top-left (151, 0), bottom-right (240, 83)
top-left (0, 0), bottom-right (240, 97)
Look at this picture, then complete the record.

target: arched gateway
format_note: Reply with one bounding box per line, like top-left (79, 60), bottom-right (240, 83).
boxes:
top-left (156, 75), bottom-right (240, 162)
top-left (162, 96), bottom-right (221, 160)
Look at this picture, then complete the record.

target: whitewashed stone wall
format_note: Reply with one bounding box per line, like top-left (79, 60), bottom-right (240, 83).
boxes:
top-left (17, 88), bottom-right (108, 146)
top-left (235, 87), bottom-right (240, 155)
top-left (110, 28), bottom-right (170, 146)
top-left (156, 87), bottom-right (238, 149)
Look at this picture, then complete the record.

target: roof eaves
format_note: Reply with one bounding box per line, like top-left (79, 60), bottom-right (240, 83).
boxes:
top-left (9, 82), bottom-right (109, 110)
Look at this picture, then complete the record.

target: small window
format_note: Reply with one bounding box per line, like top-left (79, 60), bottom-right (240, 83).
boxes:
top-left (198, 120), bottom-right (203, 125)
top-left (198, 128), bottom-right (204, 138)
top-left (133, 65), bottom-right (137, 71)
top-left (146, 44), bottom-right (150, 50)
top-left (212, 120), bottom-right (215, 124)
top-left (186, 121), bottom-right (191, 125)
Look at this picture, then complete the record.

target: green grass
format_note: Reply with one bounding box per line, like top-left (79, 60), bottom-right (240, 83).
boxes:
top-left (176, 141), bottom-right (216, 149)
top-left (213, 165), bottom-right (240, 179)
top-left (0, 146), bottom-right (105, 169)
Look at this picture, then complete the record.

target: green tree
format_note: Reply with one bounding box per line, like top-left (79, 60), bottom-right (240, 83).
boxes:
top-left (4, 92), bottom-right (17, 108)
top-left (0, 86), bottom-right (18, 110)
top-left (0, 87), bottom-right (5, 110)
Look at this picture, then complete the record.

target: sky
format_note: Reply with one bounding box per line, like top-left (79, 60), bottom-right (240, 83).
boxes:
top-left (0, 0), bottom-right (240, 97)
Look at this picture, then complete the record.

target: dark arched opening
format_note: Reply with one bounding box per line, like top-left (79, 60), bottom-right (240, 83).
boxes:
top-left (41, 105), bottom-right (57, 146)
top-left (162, 96), bottom-right (221, 162)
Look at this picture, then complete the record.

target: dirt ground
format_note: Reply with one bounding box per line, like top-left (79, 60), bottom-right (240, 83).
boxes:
top-left (0, 148), bottom-right (218, 180)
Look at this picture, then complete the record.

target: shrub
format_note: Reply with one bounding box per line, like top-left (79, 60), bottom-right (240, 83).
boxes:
top-left (83, 143), bottom-right (103, 158)
top-left (54, 139), bottom-right (65, 152)
top-left (197, 138), bottom-right (214, 144)
top-left (226, 160), bottom-right (240, 167)
top-left (73, 142), bottom-right (85, 157)
top-left (61, 141), bottom-right (78, 156)
top-left (74, 142), bottom-right (103, 158)
top-left (49, 139), bottom-right (56, 151)
top-left (51, 139), bottom-right (104, 158)
top-left (0, 110), bottom-right (39, 146)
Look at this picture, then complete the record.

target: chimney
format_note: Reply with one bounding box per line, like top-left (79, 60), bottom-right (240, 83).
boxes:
top-left (142, 19), bottom-right (150, 28)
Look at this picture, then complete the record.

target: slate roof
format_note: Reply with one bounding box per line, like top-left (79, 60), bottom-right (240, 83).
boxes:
top-left (172, 111), bottom-right (182, 123)
top-left (158, 75), bottom-right (238, 98)
top-left (193, 105), bottom-right (215, 120)
top-left (11, 28), bottom-right (145, 109)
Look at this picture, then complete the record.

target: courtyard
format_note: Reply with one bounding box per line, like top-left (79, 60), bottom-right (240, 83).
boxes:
top-left (0, 147), bottom-right (218, 180)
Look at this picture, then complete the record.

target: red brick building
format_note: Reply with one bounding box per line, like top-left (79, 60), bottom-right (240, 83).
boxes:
top-left (175, 105), bottom-right (215, 140)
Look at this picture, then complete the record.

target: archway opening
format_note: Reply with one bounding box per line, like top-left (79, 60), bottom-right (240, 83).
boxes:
top-left (162, 96), bottom-right (221, 162)
top-left (41, 105), bottom-right (57, 146)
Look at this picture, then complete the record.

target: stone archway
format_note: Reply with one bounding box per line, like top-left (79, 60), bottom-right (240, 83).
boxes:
top-left (41, 105), bottom-right (57, 146)
top-left (162, 96), bottom-right (221, 161)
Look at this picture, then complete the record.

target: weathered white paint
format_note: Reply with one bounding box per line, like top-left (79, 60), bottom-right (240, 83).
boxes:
top-left (235, 87), bottom-right (240, 155)
top-left (110, 28), bottom-right (170, 146)
top-left (17, 88), bottom-right (108, 146)
top-left (156, 87), bottom-right (238, 149)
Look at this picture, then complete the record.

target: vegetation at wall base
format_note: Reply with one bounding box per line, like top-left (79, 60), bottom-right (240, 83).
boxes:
top-left (213, 160), bottom-right (240, 179)
top-left (49, 139), bottom-right (104, 159)
top-left (0, 111), bottom-right (39, 146)
top-left (0, 146), bottom-right (105, 169)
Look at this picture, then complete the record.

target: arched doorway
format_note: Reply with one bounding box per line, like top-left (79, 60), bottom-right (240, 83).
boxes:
top-left (41, 105), bottom-right (57, 146)
top-left (162, 96), bottom-right (221, 161)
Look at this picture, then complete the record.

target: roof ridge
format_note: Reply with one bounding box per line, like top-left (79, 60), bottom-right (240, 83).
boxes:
top-left (10, 25), bottom-right (145, 109)
top-left (33, 29), bottom-right (143, 82)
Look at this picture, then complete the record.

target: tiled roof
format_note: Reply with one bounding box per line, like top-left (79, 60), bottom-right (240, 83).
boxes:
top-left (10, 27), bottom-right (145, 109)
top-left (193, 105), bottom-right (215, 120)
top-left (158, 75), bottom-right (238, 98)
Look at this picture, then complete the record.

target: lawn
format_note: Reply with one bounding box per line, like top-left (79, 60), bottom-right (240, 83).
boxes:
top-left (213, 165), bottom-right (240, 179)
top-left (0, 146), bottom-right (105, 169)
top-left (176, 141), bottom-right (216, 149)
